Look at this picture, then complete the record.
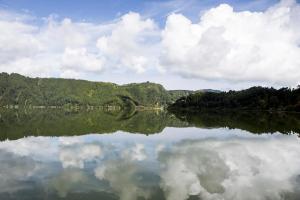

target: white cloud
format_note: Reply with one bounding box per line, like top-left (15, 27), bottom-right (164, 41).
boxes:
top-left (0, 12), bottom-right (104, 77)
top-left (0, 11), bottom-right (41, 65)
top-left (0, 11), bottom-right (157, 78)
top-left (96, 12), bottom-right (158, 73)
top-left (62, 47), bottom-right (104, 74)
top-left (161, 0), bottom-right (300, 86)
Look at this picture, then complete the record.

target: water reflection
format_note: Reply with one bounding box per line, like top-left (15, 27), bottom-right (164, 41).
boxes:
top-left (0, 129), bottom-right (300, 200)
top-left (0, 109), bottom-right (187, 140)
top-left (172, 110), bottom-right (300, 134)
top-left (159, 136), bottom-right (300, 200)
top-left (1, 109), bottom-right (300, 140)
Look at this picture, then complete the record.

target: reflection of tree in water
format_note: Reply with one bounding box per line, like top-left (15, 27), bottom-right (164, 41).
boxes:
top-left (171, 110), bottom-right (300, 135)
top-left (1, 108), bottom-right (300, 140)
top-left (0, 109), bottom-right (188, 140)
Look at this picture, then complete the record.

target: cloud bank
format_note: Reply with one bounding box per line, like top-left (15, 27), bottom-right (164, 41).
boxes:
top-left (0, 0), bottom-right (300, 87)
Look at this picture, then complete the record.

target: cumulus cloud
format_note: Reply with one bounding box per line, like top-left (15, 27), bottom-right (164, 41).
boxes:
top-left (161, 0), bottom-right (300, 86)
top-left (61, 47), bottom-right (104, 78)
top-left (0, 10), bottom-right (41, 60)
top-left (97, 12), bottom-right (158, 73)
top-left (0, 11), bottom-right (157, 78)
top-left (0, 12), bottom-right (104, 77)
top-left (0, 11), bottom-right (46, 76)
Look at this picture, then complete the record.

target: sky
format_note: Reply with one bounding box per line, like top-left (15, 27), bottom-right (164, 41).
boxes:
top-left (0, 0), bottom-right (300, 90)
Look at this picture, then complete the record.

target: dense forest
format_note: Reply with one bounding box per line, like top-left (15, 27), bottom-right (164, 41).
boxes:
top-left (0, 73), bottom-right (192, 108)
top-left (169, 86), bottom-right (300, 112)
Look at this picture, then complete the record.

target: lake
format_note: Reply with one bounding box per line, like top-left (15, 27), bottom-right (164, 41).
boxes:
top-left (1, 109), bottom-right (300, 200)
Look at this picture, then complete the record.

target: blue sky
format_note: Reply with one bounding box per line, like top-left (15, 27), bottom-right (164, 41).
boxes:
top-left (0, 0), bottom-right (279, 23)
top-left (0, 0), bottom-right (299, 90)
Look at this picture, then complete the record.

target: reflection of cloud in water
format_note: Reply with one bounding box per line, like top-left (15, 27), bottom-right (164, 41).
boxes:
top-left (49, 169), bottom-right (90, 198)
top-left (94, 143), bottom-right (153, 200)
top-left (58, 137), bottom-right (83, 146)
top-left (0, 150), bottom-right (42, 193)
top-left (0, 136), bottom-right (56, 158)
top-left (0, 131), bottom-right (299, 200)
top-left (121, 143), bottom-right (147, 161)
top-left (59, 144), bottom-right (102, 168)
top-left (95, 159), bottom-right (152, 200)
top-left (158, 135), bottom-right (300, 200)
top-left (155, 144), bottom-right (165, 156)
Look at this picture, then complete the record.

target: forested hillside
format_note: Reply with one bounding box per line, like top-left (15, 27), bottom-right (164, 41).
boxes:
top-left (0, 73), bottom-right (187, 108)
top-left (169, 86), bottom-right (300, 112)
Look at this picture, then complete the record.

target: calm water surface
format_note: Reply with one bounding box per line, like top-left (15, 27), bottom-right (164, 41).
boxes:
top-left (1, 109), bottom-right (300, 200)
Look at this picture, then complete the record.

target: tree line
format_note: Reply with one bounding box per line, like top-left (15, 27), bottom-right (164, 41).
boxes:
top-left (169, 86), bottom-right (300, 112)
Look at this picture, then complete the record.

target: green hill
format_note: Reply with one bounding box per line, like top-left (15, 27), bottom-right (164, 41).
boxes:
top-left (0, 73), bottom-right (189, 108)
